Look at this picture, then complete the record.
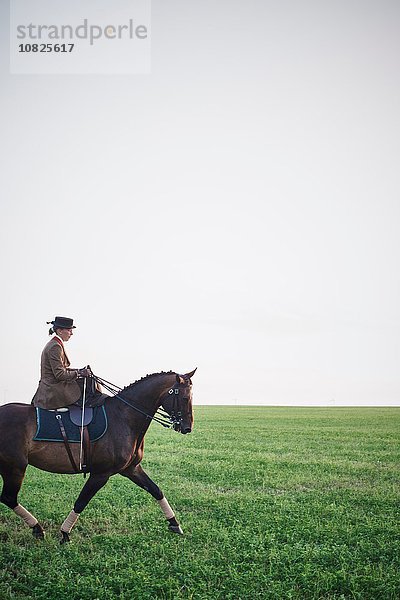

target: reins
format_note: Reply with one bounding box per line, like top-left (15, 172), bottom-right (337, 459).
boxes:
top-left (91, 374), bottom-right (176, 429)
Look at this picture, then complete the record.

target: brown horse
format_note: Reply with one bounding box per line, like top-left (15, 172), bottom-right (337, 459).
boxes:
top-left (0, 369), bottom-right (195, 543)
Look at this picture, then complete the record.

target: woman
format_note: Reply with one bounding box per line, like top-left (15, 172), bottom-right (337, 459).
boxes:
top-left (32, 316), bottom-right (90, 410)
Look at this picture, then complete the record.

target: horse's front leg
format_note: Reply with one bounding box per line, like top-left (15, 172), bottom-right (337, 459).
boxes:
top-left (120, 464), bottom-right (183, 535)
top-left (59, 473), bottom-right (109, 544)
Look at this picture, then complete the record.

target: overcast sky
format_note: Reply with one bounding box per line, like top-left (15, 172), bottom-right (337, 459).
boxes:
top-left (1, 0), bottom-right (399, 406)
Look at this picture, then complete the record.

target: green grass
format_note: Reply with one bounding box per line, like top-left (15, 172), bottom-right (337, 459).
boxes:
top-left (0, 407), bottom-right (399, 599)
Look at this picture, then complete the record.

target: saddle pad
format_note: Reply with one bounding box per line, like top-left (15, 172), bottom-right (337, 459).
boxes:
top-left (33, 406), bottom-right (108, 443)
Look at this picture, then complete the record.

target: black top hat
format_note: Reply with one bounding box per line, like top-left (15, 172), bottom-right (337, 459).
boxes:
top-left (47, 316), bottom-right (76, 329)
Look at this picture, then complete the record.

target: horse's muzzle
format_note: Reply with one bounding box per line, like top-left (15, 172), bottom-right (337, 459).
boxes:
top-left (173, 421), bottom-right (192, 434)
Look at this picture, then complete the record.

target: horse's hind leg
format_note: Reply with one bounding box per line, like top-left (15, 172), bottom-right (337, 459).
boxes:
top-left (121, 464), bottom-right (184, 535)
top-left (0, 467), bottom-right (45, 539)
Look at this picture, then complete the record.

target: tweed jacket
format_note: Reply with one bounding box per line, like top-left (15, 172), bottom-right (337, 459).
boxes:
top-left (33, 337), bottom-right (81, 409)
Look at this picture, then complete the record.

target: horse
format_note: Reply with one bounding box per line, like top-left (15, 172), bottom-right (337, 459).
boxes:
top-left (0, 369), bottom-right (196, 543)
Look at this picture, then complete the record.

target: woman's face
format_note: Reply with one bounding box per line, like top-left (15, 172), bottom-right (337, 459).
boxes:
top-left (57, 328), bottom-right (74, 342)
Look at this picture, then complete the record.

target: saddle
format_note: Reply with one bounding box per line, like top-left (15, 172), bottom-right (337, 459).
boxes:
top-left (53, 405), bottom-right (94, 424)
top-left (33, 404), bottom-right (108, 474)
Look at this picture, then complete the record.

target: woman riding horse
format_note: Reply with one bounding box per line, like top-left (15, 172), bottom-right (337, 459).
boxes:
top-left (0, 319), bottom-right (196, 542)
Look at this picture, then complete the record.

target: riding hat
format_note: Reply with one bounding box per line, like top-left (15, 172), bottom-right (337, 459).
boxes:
top-left (47, 316), bottom-right (76, 329)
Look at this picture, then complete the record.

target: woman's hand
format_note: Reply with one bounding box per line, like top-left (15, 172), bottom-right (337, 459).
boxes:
top-left (77, 368), bottom-right (91, 378)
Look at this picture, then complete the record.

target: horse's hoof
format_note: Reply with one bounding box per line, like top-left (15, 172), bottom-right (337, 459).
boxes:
top-left (169, 524), bottom-right (184, 535)
top-left (60, 531), bottom-right (70, 544)
top-left (32, 524), bottom-right (45, 540)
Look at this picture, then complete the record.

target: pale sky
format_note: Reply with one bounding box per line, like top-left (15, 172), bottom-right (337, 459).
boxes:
top-left (1, 0), bottom-right (399, 406)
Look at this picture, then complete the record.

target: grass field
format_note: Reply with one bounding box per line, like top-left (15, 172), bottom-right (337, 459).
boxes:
top-left (0, 406), bottom-right (399, 600)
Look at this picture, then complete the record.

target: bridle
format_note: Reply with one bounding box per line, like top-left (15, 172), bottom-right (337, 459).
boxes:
top-left (91, 373), bottom-right (189, 430)
top-left (164, 382), bottom-right (191, 431)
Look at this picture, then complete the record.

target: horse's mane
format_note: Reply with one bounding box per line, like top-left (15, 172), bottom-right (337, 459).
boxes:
top-left (121, 370), bottom-right (175, 393)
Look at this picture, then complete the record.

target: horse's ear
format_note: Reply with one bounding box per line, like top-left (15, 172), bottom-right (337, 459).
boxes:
top-left (185, 368), bottom-right (197, 379)
top-left (176, 374), bottom-right (185, 384)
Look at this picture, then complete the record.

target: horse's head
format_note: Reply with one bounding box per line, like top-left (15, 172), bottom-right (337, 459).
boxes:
top-left (161, 368), bottom-right (196, 434)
